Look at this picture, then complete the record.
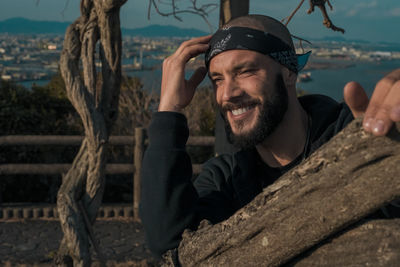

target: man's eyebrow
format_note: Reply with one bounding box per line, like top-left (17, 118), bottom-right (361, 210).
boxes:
top-left (208, 71), bottom-right (221, 78)
top-left (232, 62), bottom-right (258, 71)
top-left (209, 61), bottom-right (259, 77)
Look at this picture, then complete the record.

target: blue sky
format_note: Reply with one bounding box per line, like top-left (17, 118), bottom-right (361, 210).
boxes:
top-left (1, 0), bottom-right (400, 43)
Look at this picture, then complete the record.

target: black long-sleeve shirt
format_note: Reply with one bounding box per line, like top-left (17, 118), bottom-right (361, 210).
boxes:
top-left (139, 94), bottom-right (354, 257)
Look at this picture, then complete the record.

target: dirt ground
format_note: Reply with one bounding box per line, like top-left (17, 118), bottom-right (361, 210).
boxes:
top-left (0, 218), bottom-right (159, 266)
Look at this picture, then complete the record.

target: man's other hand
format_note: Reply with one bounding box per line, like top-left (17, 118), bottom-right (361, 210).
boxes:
top-left (158, 35), bottom-right (212, 113)
top-left (344, 68), bottom-right (400, 136)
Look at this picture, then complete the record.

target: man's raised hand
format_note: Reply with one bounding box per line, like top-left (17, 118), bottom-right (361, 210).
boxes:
top-left (158, 35), bottom-right (212, 112)
top-left (344, 68), bottom-right (400, 136)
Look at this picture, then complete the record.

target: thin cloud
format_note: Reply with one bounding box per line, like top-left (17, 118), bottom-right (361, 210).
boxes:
top-left (346, 0), bottom-right (378, 17)
top-left (388, 7), bottom-right (400, 17)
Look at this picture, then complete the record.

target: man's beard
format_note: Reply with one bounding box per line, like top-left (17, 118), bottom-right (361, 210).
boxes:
top-left (221, 73), bottom-right (289, 149)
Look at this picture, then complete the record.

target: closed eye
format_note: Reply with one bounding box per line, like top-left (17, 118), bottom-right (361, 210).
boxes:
top-left (210, 76), bottom-right (223, 84)
top-left (238, 69), bottom-right (257, 77)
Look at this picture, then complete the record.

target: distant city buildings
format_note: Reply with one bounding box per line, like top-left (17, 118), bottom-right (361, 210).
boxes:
top-left (296, 41), bottom-right (400, 61)
top-left (0, 33), bottom-right (399, 85)
top-left (0, 34), bottom-right (62, 82)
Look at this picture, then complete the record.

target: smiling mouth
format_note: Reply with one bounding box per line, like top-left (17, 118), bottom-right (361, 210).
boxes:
top-left (231, 106), bottom-right (253, 116)
top-left (225, 101), bottom-right (258, 117)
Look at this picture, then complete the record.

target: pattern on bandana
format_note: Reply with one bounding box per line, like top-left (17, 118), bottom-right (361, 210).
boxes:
top-left (269, 51), bottom-right (298, 73)
top-left (205, 27), bottom-right (310, 73)
top-left (207, 33), bottom-right (232, 60)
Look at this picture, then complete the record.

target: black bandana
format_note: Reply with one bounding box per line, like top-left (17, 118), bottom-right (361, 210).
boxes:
top-left (205, 26), bottom-right (310, 73)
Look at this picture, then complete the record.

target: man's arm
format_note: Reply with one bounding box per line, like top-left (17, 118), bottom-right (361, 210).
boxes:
top-left (140, 112), bottom-right (236, 257)
top-left (344, 68), bottom-right (400, 136)
top-left (140, 112), bottom-right (198, 256)
top-left (139, 35), bottom-right (237, 257)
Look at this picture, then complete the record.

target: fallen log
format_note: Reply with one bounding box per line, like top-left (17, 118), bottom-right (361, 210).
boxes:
top-left (168, 118), bottom-right (400, 266)
top-left (289, 219), bottom-right (400, 266)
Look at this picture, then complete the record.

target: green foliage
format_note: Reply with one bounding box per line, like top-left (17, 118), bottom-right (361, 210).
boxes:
top-left (112, 76), bottom-right (159, 135)
top-left (0, 74), bottom-right (217, 202)
top-left (0, 77), bottom-right (81, 203)
top-left (183, 85), bottom-right (217, 136)
top-left (183, 86), bottom-right (217, 165)
top-left (0, 77), bottom-right (81, 135)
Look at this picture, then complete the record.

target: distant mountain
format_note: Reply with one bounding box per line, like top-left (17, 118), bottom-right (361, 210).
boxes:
top-left (122, 24), bottom-right (207, 37)
top-left (0, 18), bottom-right (70, 34)
top-left (320, 36), bottom-right (370, 44)
top-left (0, 17), bottom-right (207, 37)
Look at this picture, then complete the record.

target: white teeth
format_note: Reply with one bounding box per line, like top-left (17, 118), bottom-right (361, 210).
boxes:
top-left (231, 107), bottom-right (250, 116)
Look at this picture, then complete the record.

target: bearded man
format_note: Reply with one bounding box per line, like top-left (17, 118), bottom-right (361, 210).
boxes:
top-left (139, 14), bottom-right (400, 258)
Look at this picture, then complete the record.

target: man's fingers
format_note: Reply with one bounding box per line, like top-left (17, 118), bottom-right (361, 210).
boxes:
top-left (343, 81), bottom-right (369, 118)
top-left (187, 66), bottom-right (207, 91)
top-left (364, 78), bottom-right (393, 119)
top-left (370, 79), bottom-right (400, 135)
top-left (179, 43), bottom-right (209, 64)
top-left (363, 72), bottom-right (399, 135)
top-left (163, 43), bottom-right (208, 74)
top-left (175, 35), bottom-right (212, 55)
top-left (159, 35), bottom-right (211, 112)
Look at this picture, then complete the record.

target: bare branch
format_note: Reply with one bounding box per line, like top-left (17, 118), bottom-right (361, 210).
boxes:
top-left (292, 34), bottom-right (312, 45)
top-left (283, 0), bottom-right (345, 34)
top-left (307, 0), bottom-right (345, 33)
top-left (282, 0), bottom-right (306, 26)
top-left (326, 0), bottom-right (333, 10)
top-left (148, 0), bottom-right (153, 20)
top-left (291, 34), bottom-right (312, 54)
top-left (60, 0), bottom-right (70, 18)
top-left (147, 0), bottom-right (217, 33)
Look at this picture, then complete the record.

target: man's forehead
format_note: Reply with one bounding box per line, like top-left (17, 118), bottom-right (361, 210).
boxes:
top-left (208, 49), bottom-right (275, 72)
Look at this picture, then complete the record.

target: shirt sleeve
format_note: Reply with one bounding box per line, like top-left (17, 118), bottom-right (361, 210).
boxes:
top-left (139, 112), bottom-right (235, 257)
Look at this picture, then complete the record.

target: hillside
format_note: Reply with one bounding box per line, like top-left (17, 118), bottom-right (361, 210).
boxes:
top-left (0, 17), bottom-right (207, 37)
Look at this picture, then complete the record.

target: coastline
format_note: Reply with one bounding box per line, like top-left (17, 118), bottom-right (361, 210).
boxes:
top-left (303, 60), bottom-right (356, 71)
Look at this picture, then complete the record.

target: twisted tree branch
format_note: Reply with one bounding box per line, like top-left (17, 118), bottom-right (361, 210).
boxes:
top-left (307, 0), bottom-right (345, 33)
top-left (56, 0), bottom-right (126, 266)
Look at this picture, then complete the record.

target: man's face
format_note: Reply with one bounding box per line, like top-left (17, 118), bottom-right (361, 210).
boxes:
top-left (208, 50), bottom-right (288, 148)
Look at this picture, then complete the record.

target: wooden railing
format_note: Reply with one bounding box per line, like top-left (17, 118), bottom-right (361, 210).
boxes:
top-left (0, 129), bottom-right (215, 220)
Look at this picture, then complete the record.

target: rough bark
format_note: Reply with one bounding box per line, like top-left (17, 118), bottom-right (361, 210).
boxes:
top-left (218, 0), bottom-right (249, 26)
top-left (288, 219), bottom-right (400, 266)
top-left (170, 119), bottom-right (400, 266)
top-left (55, 0), bottom-right (126, 266)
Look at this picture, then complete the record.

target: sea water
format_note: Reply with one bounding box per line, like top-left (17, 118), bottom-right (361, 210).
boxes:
top-left (129, 58), bottom-right (400, 102)
top-left (19, 57), bottom-right (400, 103)
top-left (297, 59), bottom-right (400, 102)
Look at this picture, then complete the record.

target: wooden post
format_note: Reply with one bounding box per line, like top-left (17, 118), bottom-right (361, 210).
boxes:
top-left (133, 127), bottom-right (146, 221)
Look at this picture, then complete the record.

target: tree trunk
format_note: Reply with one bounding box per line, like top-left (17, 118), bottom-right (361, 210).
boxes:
top-left (215, 0), bottom-right (249, 156)
top-left (55, 0), bottom-right (126, 266)
top-left (219, 0), bottom-right (249, 26)
top-left (167, 119), bottom-right (400, 266)
top-left (288, 219), bottom-right (400, 266)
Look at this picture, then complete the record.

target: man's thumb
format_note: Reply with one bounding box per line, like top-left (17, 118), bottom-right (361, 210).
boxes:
top-left (343, 81), bottom-right (369, 118)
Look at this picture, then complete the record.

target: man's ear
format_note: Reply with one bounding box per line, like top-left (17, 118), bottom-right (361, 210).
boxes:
top-left (281, 67), bottom-right (297, 89)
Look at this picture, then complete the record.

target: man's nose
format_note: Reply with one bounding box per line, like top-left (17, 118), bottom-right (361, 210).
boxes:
top-left (220, 78), bottom-right (242, 102)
